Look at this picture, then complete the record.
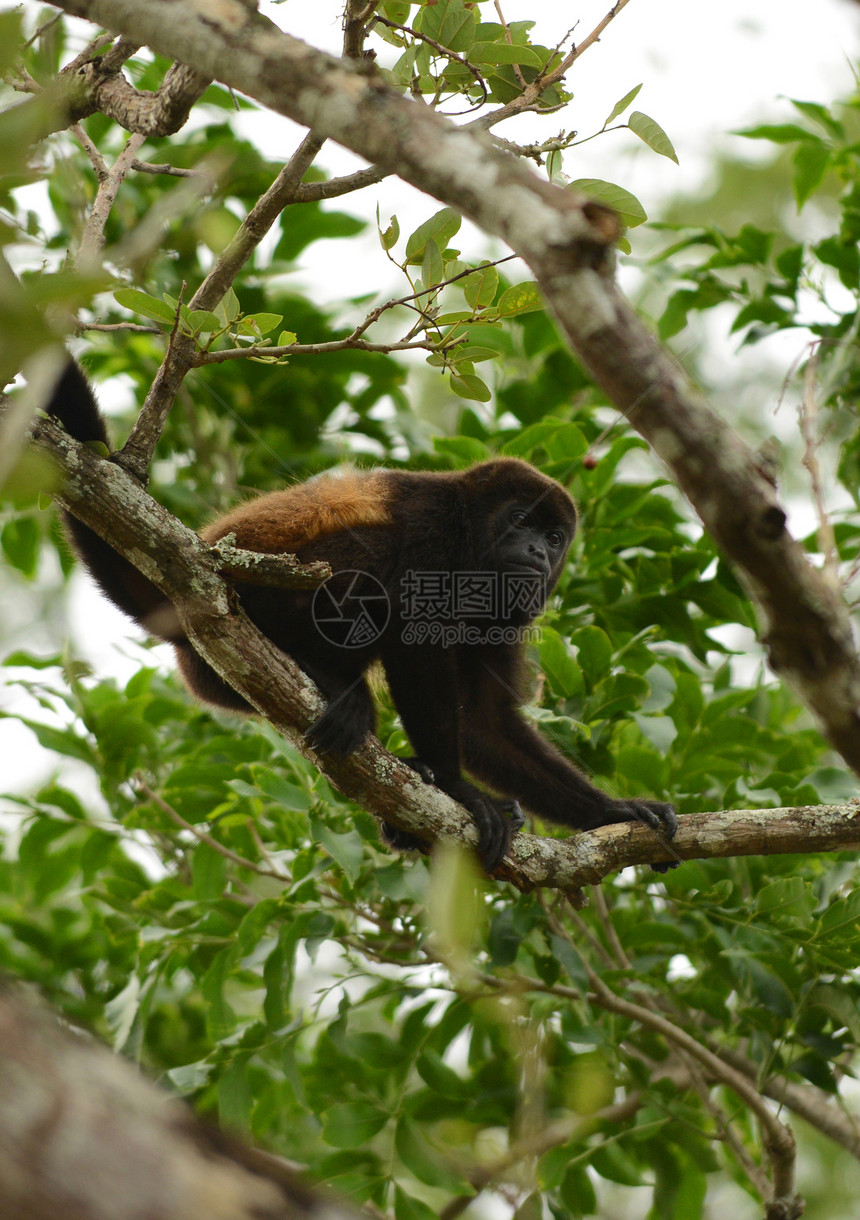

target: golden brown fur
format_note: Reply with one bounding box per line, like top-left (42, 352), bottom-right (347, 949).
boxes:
top-left (200, 470), bottom-right (391, 553)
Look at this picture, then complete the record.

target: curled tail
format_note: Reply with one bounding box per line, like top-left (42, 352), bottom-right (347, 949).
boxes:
top-left (46, 360), bottom-right (180, 640)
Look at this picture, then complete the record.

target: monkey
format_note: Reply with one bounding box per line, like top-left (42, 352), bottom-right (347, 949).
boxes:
top-left (43, 361), bottom-right (678, 873)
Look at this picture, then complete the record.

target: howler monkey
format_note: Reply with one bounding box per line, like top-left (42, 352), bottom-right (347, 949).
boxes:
top-left (44, 362), bottom-right (677, 872)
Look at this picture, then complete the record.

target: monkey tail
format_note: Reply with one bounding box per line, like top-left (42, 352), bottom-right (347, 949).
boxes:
top-left (45, 360), bottom-right (111, 447)
top-left (46, 361), bottom-right (182, 641)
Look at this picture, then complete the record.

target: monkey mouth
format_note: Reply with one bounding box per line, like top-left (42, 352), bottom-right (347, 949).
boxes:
top-left (510, 562), bottom-right (549, 576)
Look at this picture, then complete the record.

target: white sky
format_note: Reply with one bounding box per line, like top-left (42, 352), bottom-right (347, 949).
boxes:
top-left (2, 0), bottom-right (860, 791)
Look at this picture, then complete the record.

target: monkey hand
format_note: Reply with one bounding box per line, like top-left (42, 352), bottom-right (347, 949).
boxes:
top-left (444, 779), bottom-right (524, 873)
top-left (381, 764), bottom-right (523, 868)
top-left (600, 797), bottom-right (678, 873)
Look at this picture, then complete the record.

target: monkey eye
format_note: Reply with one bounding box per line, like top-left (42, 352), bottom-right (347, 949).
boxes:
top-left (510, 509), bottom-right (529, 527)
top-left (546, 531), bottom-right (565, 548)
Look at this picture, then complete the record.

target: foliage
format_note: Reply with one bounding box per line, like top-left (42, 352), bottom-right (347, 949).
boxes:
top-left (2, 5), bottom-right (860, 1218)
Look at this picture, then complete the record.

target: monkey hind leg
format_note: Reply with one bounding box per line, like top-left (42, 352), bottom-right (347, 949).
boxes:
top-left (174, 642), bottom-right (255, 713)
top-left (303, 669), bottom-right (376, 757)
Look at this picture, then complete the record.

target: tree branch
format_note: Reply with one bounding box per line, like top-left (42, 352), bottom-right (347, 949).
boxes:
top-left (0, 982), bottom-right (366, 1220)
top-left (19, 412), bottom-right (860, 894)
top-left (12, 40), bottom-right (210, 139)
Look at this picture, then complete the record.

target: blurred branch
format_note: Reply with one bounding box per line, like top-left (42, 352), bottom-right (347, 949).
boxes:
top-left (0, 982), bottom-right (367, 1220)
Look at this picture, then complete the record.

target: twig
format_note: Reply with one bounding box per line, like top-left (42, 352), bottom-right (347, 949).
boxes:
top-left (118, 130), bottom-right (326, 481)
top-left (210, 535), bottom-right (331, 589)
top-left (23, 11), bottom-right (63, 49)
top-left (292, 165), bottom-right (387, 202)
top-left (78, 321), bottom-right (163, 334)
top-left (473, 0), bottom-right (636, 130)
top-left (493, 0), bottom-right (526, 89)
top-left (130, 159), bottom-right (204, 177)
top-left (708, 1040), bottom-right (860, 1162)
top-left (372, 14), bottom-right (488, 107)
top-left (70, 122), bottom-right (108, 180)
top-left (196, 336), bottom-right (457, 364)
top-left (136, 780), bottom-right (291, 881)
top-left (590, 885), bottom-right (630, 968)
top-left (76, 132), bottom-right (145, 265)
top-left (194, 252), bottom-right (515, 364)
top-left (585, 968), bottom-right (802, 1215)
top-left (439, 1093), bottom-right (647, 1220)
top-left (545, 0), bottom-right (635, 80)
top-left (682, 1056), bottom-right (772, 1199)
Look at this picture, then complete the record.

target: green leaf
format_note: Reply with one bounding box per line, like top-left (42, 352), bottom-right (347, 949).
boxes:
top-left (450, 372), bottom-right (491, 401)
top-left (378, 211), bottom-right (400, 250)
top-left (395, 1116), bottom-right (470, 1192)
top-left (538, 628), bottom-right (584, 698)
top-left (422, 238), bottom-right (445, 289)
top-left (3, 650), bottom-right (61, 670)
top-left (105, 975), bottom-right (140, 1051)
top-left (469, 42), bottom-right (542, 67)
top-left (793, 139), bottom-right (831, 209)
top-left (186, 309), bottom-right (221, 334)
top-left (463, 263), bottom-right (499, 309)
top-left (447, 345), bottom-right (499, 364)
top-left (416, 1049), bottom-right (470, 1098)
top-left (322, 1102), bottom-right (389, 1148)
top-left (818, 889), bottom-right (860, 941)
top-left (405, 208), bottom-right (462, 263)
top-left (2, 516), bottom-right (40, 578)
top-left (807, 984), bottom-right (860, 1042)
top-left (309, 813), bottom-right (365, 881)
top-left (416, 0), bottom-right (477, 53)
top-left (192, 843), bottom-right (227, 900)
top-left (496, 280), bottom-right (543, 316)
top-left (615, 744), bottom-right (667, 793)
top-left (432, 436), bottom-right (489, 463)
top-left (394, 1187), bottom-right (439, 1220)
top-left (567, 179), bottom-right (647, 228)
top-left (590, 1142), bottom-right (646, 1186)
top-left (604, 83), bottom-right (643, 126)
top-left (755, 877), bottom-right (814, 924)
top-left (735, 122), bottom-right (818, 143)
top-left (245, 312), bottom-right (283, 336)
top-left (790, 99), bottom-right (844, 138)
top-left (572, 626), bottom-right (613, 688)
top-left (627, 111), bottom-right (679, 163)
top-left (114, 287), bottom-right (175, 324)
top-left (201, 946), bottom-right (237, 1041)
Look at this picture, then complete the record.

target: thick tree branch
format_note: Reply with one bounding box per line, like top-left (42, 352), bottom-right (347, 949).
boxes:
top-left (41, 0), bottom-right (860, 788)
top-left (12, 43), bottom-right (210, 138)
top-left (19, 413), bottom-right (860, 893)
top-left (0, 982), bottom-right (365, 1220)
